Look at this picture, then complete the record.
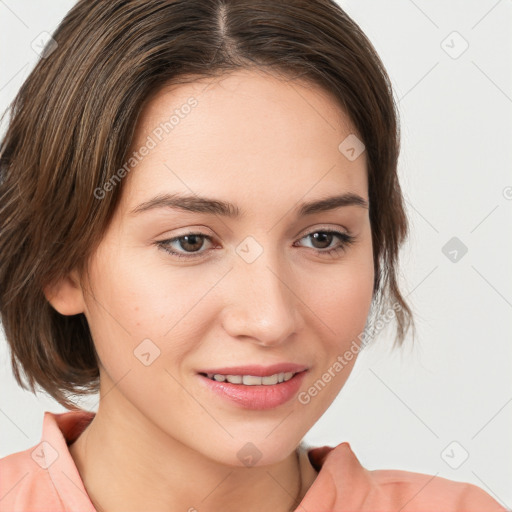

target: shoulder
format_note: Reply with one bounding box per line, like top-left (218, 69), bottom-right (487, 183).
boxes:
top-left (0, 446), bottom-right (63, 511)
top-left (0, 410), bottom-right (95, 512)
top-left (367, 467), bottom-right (508, 511)
top-left (308, 442), bottom-right (508, 512)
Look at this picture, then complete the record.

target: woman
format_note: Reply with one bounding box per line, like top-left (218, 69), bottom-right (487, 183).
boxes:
top-left (0, 0), bottom-right (506, 510)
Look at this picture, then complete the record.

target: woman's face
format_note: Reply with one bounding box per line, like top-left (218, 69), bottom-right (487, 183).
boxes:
top-left (77, 69), bottom-right (374, 465)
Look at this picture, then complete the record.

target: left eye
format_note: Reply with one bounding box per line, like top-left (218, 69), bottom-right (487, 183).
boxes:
top-left (296, 230), bottom-right (354, 252)
top-left (156, 229), bottom-right (355, 259)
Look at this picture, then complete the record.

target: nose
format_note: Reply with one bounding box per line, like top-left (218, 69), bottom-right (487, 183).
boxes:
top-left (220, 244), bottom-right (302, 347)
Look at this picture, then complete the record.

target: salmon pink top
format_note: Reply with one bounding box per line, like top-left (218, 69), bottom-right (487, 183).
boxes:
top-left (0, 410), bottom-right (507, 511)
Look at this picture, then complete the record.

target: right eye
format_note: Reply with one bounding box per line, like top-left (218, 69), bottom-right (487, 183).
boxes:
top-left (156, 233), bottom-right (215, 259)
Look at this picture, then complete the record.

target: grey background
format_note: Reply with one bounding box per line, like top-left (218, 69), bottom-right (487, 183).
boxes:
top-left (1, 0), bottom-right (511, 507)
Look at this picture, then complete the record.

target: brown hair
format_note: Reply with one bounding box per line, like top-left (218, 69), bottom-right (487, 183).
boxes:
top-left (0, 0), bottom-right (415, 410)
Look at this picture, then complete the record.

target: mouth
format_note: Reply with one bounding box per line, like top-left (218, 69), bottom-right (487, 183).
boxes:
top-left (196, 364), bottom-right (309, 410)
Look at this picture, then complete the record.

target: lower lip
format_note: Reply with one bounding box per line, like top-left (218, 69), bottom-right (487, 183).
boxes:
top-left (197, 371), bottom-right (308, 410)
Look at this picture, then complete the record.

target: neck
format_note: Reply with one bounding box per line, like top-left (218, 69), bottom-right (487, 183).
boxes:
top-left (69, 390), bottom-right (318, 512)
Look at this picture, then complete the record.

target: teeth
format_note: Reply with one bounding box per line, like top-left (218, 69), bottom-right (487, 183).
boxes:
top-left (261, 374), bottom-right (278, 385)
top-left (206, 371), bottom-right (297, 385)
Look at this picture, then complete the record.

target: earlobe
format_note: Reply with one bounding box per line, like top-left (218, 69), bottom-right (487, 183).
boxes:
top-left (43, 270), bottom-right (86, 316)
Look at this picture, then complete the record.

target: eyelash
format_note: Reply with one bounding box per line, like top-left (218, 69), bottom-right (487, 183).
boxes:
top-left (156, 229), bottom-right (356, 260)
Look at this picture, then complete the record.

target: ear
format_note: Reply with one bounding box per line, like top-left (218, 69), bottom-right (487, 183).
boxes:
top-left (44, 270), bottom-right (86, 315)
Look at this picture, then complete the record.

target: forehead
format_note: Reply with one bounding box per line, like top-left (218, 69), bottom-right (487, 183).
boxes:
top-left (122, 68), bottom-right (367, 209)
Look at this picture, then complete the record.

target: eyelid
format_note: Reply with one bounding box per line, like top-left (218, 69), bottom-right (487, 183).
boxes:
top-left (297, 223), bottom-right (351, 238)
top-left (158, 225), bottom-right (216, 238)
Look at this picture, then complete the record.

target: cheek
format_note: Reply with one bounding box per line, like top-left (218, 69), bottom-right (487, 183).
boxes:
top-left (321, 269), bottom-right (373, 334)
top-left (82, 248), bottom-right (227, 370)
top-left (296, 256), bottom-right (373, 416)
top-left (308, 242), bottom-right (374, 342)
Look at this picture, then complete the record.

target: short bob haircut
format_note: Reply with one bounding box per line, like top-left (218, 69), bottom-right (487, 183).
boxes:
top-left (0, 0), bottom-right (415, 410)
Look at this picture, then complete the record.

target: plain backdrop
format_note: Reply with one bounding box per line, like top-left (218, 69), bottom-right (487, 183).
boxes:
top-left (1, 0), bottom-right (511, 507)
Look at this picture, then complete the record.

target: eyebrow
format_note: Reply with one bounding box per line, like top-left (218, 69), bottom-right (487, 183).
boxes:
top-left (129, 192), bottom-right (369, 217)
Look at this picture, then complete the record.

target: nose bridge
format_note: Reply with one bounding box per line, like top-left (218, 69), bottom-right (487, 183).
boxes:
top-left (222, 236), bottom-right (299, 345)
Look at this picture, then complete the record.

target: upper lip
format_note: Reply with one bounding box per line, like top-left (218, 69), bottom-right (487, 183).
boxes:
top-left (197, 363), bottom-right (308, 377)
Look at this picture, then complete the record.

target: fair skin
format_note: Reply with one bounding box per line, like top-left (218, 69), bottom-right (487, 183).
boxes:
top-left (45, 68), bottom-right (374, 512)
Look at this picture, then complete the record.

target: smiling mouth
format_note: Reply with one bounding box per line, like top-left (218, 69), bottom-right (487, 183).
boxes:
top-left (199, 371), bottom-right (301, 385)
